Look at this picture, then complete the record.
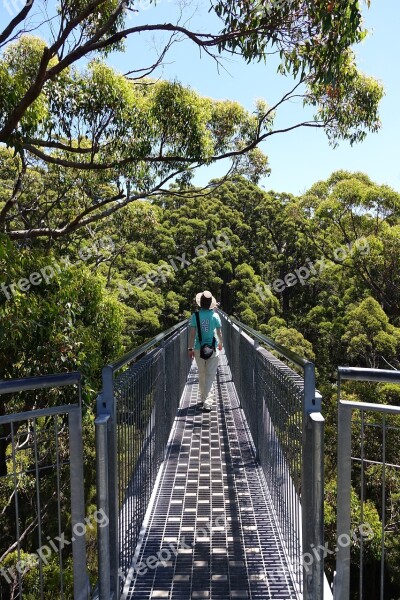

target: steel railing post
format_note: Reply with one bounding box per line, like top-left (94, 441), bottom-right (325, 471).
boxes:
top-left (310, 411), bottom-right (324, 598)
top-left (69, 407), bottom-right (90, 600)
top-left (334, 401), bottom-right (352, 600)
top-left (302, 363), bottom-right (324, 600)
top-left (333, 367), bottom-right (400, 600)
top-left (95, 412), bottom-right (111, 600)
top-left (101, 365), bottom-right (120, 599)
top-left (253, 340), bottom-right (260, 461)
top-left (161, 339), bottom-right (167, 458)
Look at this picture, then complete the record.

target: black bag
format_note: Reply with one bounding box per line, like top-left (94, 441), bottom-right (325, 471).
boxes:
top-left (195, 311), bottom-right (216, 360)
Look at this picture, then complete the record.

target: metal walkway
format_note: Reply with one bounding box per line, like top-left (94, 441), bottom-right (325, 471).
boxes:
top-left (122, 354), bottom-right (299, 600)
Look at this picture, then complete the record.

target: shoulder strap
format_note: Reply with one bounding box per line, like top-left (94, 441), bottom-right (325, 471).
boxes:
top-left (195, 311), bottom-right (202, 342)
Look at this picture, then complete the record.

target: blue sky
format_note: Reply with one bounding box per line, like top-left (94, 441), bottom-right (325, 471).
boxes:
top-left (107, 0), bottom-right (400, 195)
top-left (1, 0), bottom-right (399, 196)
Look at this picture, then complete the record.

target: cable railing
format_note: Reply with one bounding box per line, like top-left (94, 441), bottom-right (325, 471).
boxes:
top-left (219, 312), bottom-right (325, 600)
top-left (95, 320), bottom-right (190, 599)
top-left (0, 373), bottom-right (89, 600)
top-left (334, 367), bottom-right (400, 600)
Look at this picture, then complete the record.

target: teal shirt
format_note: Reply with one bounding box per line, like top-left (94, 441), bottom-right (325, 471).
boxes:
top-left (190, 309), bottom-right (221, 350)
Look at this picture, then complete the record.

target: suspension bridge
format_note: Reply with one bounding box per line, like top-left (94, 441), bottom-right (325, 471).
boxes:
top-left (1, 312), bottom-right (399, 600)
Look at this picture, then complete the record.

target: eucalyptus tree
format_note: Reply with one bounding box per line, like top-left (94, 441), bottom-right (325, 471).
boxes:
top-left (0, 0), bottom-right (383, 240)
top-left (299, 170), bottom-right (400, 318)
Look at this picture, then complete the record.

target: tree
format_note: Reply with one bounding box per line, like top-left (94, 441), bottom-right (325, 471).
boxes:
top-left (0, 0), bottom-right (383, 239)
top-left (0, 233), bottom-right (125, 596)
top-left (342, 297), bottom-right (400, 369)
top-left (299, 171), bottom-right (400, 318)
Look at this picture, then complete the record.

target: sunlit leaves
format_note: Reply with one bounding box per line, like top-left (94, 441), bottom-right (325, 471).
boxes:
top-left (60, 0), bottom-right (127, 52)
top-left (214, 0), bottom-right (367, 83)
top-left (342, 297), bottom-right (400, 368)
top-left (307, 54), bottom-right (384, 146)
top-left (0, 36), bottom-right (57, 135)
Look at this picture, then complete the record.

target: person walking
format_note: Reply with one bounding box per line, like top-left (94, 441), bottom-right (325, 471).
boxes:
top-left (188, 290), bottom-right (223, 412)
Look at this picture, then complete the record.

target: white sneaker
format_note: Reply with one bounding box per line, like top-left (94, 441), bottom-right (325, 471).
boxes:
top-left (205, 388), bottom-right (215, 402)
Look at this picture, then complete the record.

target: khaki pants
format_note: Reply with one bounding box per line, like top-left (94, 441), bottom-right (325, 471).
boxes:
top-left (194, 349), bottom-right (219, 403)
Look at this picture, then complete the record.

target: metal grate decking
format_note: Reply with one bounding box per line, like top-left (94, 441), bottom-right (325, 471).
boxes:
top-left (122, 353), bottom-right (300, 600)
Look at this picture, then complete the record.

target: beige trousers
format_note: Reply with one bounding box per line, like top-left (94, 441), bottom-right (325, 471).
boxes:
top-left (194, 349), bottom-right (219, 403)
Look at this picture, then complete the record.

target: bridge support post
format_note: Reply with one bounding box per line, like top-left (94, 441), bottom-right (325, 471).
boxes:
top-left (334, 402), bottom-right (352, 600)
top-left (98, 365), bottom-right (120, 599)
top-left (95, 413), bottom-right (111, 600)
top-left (69, 406), bottom-right (91, 600)
top-left (302, 363), bottom-right (324, 600)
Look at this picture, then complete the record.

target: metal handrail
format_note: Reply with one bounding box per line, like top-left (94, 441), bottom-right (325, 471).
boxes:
top-left (226, 313), bottom-right (311, 368)
top-left (106, 319), bottom-right (188, 373)
top-left (0, 402), bottom-right (80, 425)
top-left (219, 312), bottom-right (325, 600)
top-left (335, 366), bottom-right (400, 600)
top-left (96, 319), bottom-right (190, 599)
top-left (0, 371), bottom-right (81, 394)
top-left (338, 366), bottom-right (400, 383)
top-left (219, 312), bottom-right (320, 414)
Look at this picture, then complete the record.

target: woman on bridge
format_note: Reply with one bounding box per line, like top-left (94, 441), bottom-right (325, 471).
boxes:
top-left (187, 290), bottom-right (223, 412)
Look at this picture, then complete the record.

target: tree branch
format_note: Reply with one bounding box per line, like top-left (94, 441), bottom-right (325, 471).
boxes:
top-left (123, 33), bottom-right (178, 81)
top-left (0, 0), bottom-right (36, 47)
top-left (23, 143), bottom-right (195, 168)
top-left (0, 46), bottom-right (51, 141)
top-left (6, 167), bottom-right (188, 239)
top-left (24, 138), bottom-right (99, 154)
top-left (0, 152), bottom-right (26, 227)
top-left (0, 491), bottom-right (58, 564)
top-left (22, 117), bottom-right (323, 171)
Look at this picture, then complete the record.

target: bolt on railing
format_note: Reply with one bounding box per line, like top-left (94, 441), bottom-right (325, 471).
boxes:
top-left (220, 312), bottom-right (324, 600)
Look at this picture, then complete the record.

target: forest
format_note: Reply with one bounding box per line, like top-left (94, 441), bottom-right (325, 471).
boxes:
top-left (0, 0), bottom-right (398, 597)
top-left (1, 166), bottom-right (400, 596)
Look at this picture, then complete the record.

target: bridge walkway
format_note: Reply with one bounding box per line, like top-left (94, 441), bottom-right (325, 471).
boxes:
top-left (122, 354), bottom-right (299, 600)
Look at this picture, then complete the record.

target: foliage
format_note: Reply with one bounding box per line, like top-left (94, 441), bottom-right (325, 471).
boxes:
top-left (0, 0), bottom-right (382, 238)
top-left (1, 168), bottom-right (400, 595)
top-left (342, 298), bottom-right (400, 368)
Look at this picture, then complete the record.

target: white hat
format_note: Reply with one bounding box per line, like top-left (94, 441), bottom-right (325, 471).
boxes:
top-left (195, 290), bottom-right (218, 309)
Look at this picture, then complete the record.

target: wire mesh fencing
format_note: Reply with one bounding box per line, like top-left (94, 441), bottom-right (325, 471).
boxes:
top-left (96, 321), bottom-right (190, 599)
top-left (335, 367), bottom-right (400, 600)
top-left (220, 312), bottom-right (324, 598)
top-left (0, 374), bottom-right (88, 600)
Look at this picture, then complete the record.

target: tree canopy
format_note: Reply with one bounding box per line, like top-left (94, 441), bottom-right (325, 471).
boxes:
top-left (1, 168), bottom-right (400, 596)
top-left (0, 0), bottom-right (383, 239)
